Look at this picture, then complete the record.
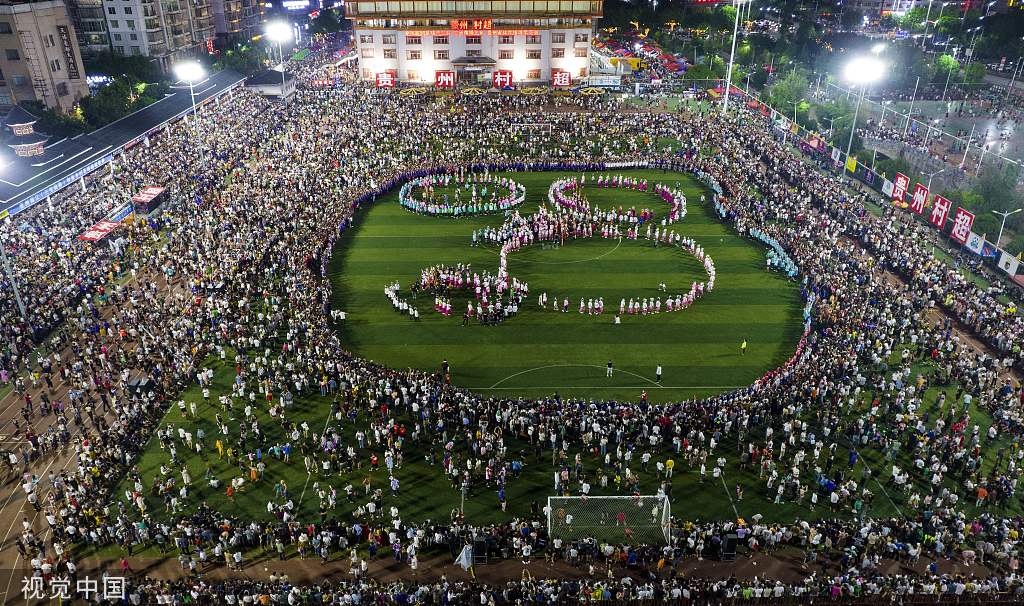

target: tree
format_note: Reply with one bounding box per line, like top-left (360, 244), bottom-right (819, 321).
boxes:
top-left (78, 77), bottom-right (166, 128)
top-left (20, 100), bottom-right (87, 137)
top-left (83, 52), bottom-right (164, 84)
top-left (933, 54), bottom-right (959, 83)
top-left (963, 62), bottom-right (985, 84)
top-left (840, 9), bottom-right (863, 30)
top-left (766, 69), bottom-right (809, 113)
top-left (310, 9), bottom-right (343, 35)
top-left (215, 44), bottom-right (269, 76)
top-left (899, 7), bottom-right (928, 32)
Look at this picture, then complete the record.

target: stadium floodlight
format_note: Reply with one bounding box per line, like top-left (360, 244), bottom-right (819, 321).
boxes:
top-left (843, 56), bottom-right (885, 86)
top-left (871, 43), bottom-right (886, 55)
top-left (842, 56), bottom-right (886, 172)
top-left (173, 61), bottom-right (205, 134)
top-left (265, 20), bottom-right (292, 44)
top-left (722, 0), bottom-right (750, 115)
top-left (265, 21), bottom-right (293, 105)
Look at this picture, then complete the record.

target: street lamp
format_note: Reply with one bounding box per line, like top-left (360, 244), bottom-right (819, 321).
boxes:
top-left (992, 208), bottom-right (1023, 246)
top-left (925, 167), bottom-right (946, 190)
top-left (173, 61), bottom-right (205, 137)
top-left (722, 0), bottom-right (749, 114)
top-left (265, 21), bottom-right (292, 105)
top-left (843, 56), bottom-right (885, 172)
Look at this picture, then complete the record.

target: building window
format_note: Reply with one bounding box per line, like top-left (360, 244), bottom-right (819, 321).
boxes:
top-left (575, 33), bottom-right (588, 43)
top-left (57, 82), bottom-right (69, 96)
top-left (110, 20), bottom-right (118, 28)
top-left (498, 49), bottom-right (513, 60)
top-left (574, 47), bottom-right (588, 58)
top-left (434, 49), bottom-right (448, 60)
top-left (130, 33), bottom-right (137, 41)
top-left (433, 35), bottom-right (448, 45)
top-left (553, 47), bottom-right (567, 58)
top-left (50, 59), bottom-right (60, 72)
top-left (498, 35), bottom-right (513, 44)
top-left (125, 6), bottom-right (132, 13)
top-left (526, 49), bottom-right (541, 59)
top-left (132, 46), bottom-right (140, 55)
top-left (407, 70), bottom-right (419, 81)
top-left (44, 34), bottom-right (55, 48)
top-left (0, 22), bottom-right (10, 35)
top-left (407, 50), bottom-right (421, 60)
top-left (360, 47), bottom-right (374, 58)
top-left (361, 67), bottom-right (371, 78)
top-left (127, 20), bottom-right (135, 30)
top-left (359, 34), bottom-right (372, 44)
top-left (466, 35), bottom-right (481, 45)
top-left (466, 49), bottom-right (481, 57)
top-left (527, 69), bottom-right (541, 79)
top-left (382, 34), bottom-right (396, 44)
top-left (526, 34), bottom-right (540, 44)
top-left (107, 6), bottom-right (116, 14)
top-left (551, 33), bottom-right (565, 43)
top-left (578, 67), bottom-right (587, 78)
top-left (113, 33), bottom-right (122, 41)
top-left (0, 95), bottom-right (10, 105)
top-left (11, 74), bottom-right (26, 85)
top-left (5, 49), bottom-right (19, 60)
top-left (383, 48), bottom-right (397, 58)
top-left (406, 35), bottom-right (421, 44)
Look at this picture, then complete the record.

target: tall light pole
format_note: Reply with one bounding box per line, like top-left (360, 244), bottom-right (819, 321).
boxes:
top-left (904, 76), bottom-right (919, 137)
top-left (722, 0), bottom-right (747, 114)
top-left (0, 234), bottom-right (27, 322)
top-left (992, 208), bottom-right (1023, 246)
top-left (265, 21), bottom-right (293, 106)
top-left (843, 55), bottom-right (886, 173)
top-left (173, 61), bottom-right (205, 141)
top-left (921, 0), bottom-right (934, 48)
top-left (1007, 54), bottom-right (1023, 102)
top-left (941, 61), bottom-right (956, 101)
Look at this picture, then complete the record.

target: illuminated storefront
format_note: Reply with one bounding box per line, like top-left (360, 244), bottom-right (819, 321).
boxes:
top-left (346, 1), bottom-right (603, 86)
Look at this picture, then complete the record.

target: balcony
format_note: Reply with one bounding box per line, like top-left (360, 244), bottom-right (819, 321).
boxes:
top-left (345, 0), bottom-right (603, 18)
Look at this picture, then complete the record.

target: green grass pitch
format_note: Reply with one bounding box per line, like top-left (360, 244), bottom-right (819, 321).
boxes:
top-left (328, 169), bottom-right (805, 403)
top-left (108, 169), bottom-right (1021, 551)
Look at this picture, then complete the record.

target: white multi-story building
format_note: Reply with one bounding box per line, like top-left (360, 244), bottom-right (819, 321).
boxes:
top-left (347, 1), bottom-right (603, 86)
top-left (102, 0), bottom-right (214, 67)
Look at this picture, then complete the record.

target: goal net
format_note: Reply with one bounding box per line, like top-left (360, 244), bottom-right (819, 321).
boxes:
top-left (547, 495), bottom-right (671, 545)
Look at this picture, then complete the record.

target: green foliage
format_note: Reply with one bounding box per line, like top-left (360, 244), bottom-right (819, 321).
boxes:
top-left (840, 9), bottom-right (863, 29)
top-left (963, 62), bottom-right (985, 84)
top-left (899, 7), bottom-right (929, 31)
top-left (766, 69), bottom-right (809, 113)
top-left (935, 15), bottom-right (959, 35)
top-left (215, 44), bottom-right (269, 76)
top-left (1008, 234), bottom-right (1024, 257)
top-left (19, 100), bottom-right (88, 138)
top-left (309, 9), bottom-right (343, 35)
top-left (873, 154), bottom-right (913, 182)
top-left (720, 4), bottom-right (737, 24)
top-left (934, 54), bottom-right (959, 81)
top-left (79, 77), bottom-right (165, 129)
top-left (83, 51), bottom-right (164, 84)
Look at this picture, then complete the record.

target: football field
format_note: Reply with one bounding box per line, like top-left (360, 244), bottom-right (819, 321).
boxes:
top-left (328, 169), bottom-right (805, 402)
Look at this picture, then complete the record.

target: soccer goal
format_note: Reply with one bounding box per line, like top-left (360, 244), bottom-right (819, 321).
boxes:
top-left (547, 495), bottom-right (671, 545)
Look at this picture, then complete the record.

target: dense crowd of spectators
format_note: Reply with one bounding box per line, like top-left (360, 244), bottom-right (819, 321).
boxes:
top-left (1, 47), bottom-right (1023, 605)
